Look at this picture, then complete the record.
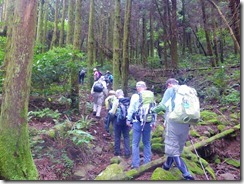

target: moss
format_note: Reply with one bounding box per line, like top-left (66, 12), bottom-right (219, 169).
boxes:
top-left (217, 125), bottom-right (226, 132)
top-left (151, 167), bottom-right (182, 180)
top-left (110, 156), bottom-right (121, 164)
top-left (205, 166), bottom-right (216, 180)
top-left (182, 157), bottom-right (204, 175)
top-left (225, 158), bottom-right (240, 168)
top-left (151, 143), bottom-right (164, 154)
top-left (125, 168), bottom-right (138, 179)
top-left (229, 113), bottom-right (239, 120)
top-left (152, 125), bottom-right (164, 138)
top-left (151, 137), bottom-right (163, 144)
top-left (200, 110), bottom-right (218, 121)
top-left (189, 129), bottom-right (200, 137)
top-left (95, 163), bottom-right (124, 180)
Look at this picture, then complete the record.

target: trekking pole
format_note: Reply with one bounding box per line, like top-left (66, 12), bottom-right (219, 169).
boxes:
top-left (190, 138), bottom-right (210, 180)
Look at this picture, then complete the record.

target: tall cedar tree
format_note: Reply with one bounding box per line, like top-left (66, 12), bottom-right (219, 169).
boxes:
top-left (112, 0), bottom-right (121, 90)
top-left (0, 0), bottom-right (39, 180)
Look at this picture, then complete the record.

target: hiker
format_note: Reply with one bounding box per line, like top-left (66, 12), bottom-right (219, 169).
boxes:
top-left (91, 76), bottom-right (108, 119)
top-left (126, 81), bottom-right (156, 168)
top-left (104, 70), bottom-right (113, 85)
top-left (104, 90), bottom-right (117, 134)
top-left (79, 68), bottom-right (86, 85)
top-left (152, 78), bottom-right (195, 180)
top-left (93, 68), bottom-right (102, 81)
top-left (109, 89), bottom-right (131, 158)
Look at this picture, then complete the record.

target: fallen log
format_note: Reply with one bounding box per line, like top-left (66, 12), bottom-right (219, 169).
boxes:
top-left (108, 124), bottom-right (240, 180)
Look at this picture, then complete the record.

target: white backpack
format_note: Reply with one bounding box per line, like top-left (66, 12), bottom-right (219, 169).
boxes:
top-left (167, 85), bottom-right (200, 124)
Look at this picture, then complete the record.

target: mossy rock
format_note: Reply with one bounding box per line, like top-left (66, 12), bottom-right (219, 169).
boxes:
top-left (152, 125), bottom-right (164, 138)
top-left (229, 112), bottom-right (240, 120)
top-left (225, 158), bottom-right (240, 168)
top-left (95, 163), bottom-right (124, 180)
top-left (151, 167), bottom-right (182, 180)
top-left (151, 137), bottom-right (163, 144)
top-left (151, 143), bottom-right (164, 154)
top-left (110, 156), bottom-right (122, 164)
top-left (217, 124), bottom-right (226, 132)
top-left (200, 110), bottom-right (218, 121)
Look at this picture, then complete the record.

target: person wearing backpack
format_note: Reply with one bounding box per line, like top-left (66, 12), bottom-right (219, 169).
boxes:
top-left (93, 68), bottom-right (102, 81)
top-left (91, 76), bottom-right (108, 119)
top-left (104, 90), bottom-right (117, 134)
top-left (79, 68), bottom-right (86, 85)
top-left (109, 89), bottom-right (131, 158)
top-left (126, 81), bottom-right (156, 169)
top-left (152, 78), bottom-right (195, 180)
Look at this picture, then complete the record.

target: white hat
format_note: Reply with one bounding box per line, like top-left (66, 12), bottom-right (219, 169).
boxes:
top-left (93, 68), bottom-right (97, 71)
top-left (136, 81), bottom-right (147, 88)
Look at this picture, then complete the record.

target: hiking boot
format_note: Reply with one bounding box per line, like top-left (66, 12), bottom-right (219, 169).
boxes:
top-left (183, 175), bottom-right (195, 180)
top-left (93, 111), bottom-right (96, 116)
top-left (162, 163), bottom-right (170, 171)
top-left (95, 116), bottom-right (101, 119)
top-left (131, 165), bottom-right (139, 169)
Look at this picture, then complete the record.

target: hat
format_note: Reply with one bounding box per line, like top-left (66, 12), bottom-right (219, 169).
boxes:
top-left (165, 78), bottom-right (179, 86)
top-left (106, 70), bottom-right (110, 73)
top-left (136, 81), bottom-right (147, 88)
top-left (108, 90), bottom-right (116, 95)
top-left (100, 76), bottom-right (105, 81)
top-left (93, 68), bottom-right (97, 72)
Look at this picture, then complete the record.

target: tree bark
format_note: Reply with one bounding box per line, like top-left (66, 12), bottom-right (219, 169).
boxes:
top-left (87, 0), bottom-right (95, 88)
top-left (0, 0), bottom-right (39, 180)
top-left (122, 0), bottom-right (132, 96)
top-left (59, 0), bottom-right (67, 47)
top-left (112, 0), bottom-right (121, 90)
top-left (50, 0), bottom-right (59, 49)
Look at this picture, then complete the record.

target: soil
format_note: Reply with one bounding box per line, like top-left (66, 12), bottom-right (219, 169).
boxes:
top-left (28, 66), bottom-right (241, 181)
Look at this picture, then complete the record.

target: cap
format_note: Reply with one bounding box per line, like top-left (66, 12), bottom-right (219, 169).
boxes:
top-left (108, 90), bottom-right (116, 95)
top-left (106, 70), bottom-right (110, 73)
top-left (136, 81), bottom-right (147, 88)
top-left (93, 68), bottom-right (97, 72)
top-left (165, 78), bottom-right (179, 86)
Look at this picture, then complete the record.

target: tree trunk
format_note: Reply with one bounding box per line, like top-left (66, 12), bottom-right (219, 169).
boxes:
top-left (0, 0), bottom-right (39, 180)
top-left (50, 0), bottom-right (59, 49)
top-left (59, 0), bottom-right (67, 47)
top-left (36, 0), bottom-right (44, 44)
top-left (201, 0), bottom-right (216, 67)
top-left (112, 0), bottom-right (121, 90)
top-left (170, 0), bottom-right (178, 69)
top-left (66, 0), bottom-right (75, 45)
top-left (87, 0), bottom-right (95, 88)
top-left (42, 0), bottom-right (48, 53)
top-left (122, 0), bottom-right (132, 96)
top-left (70, 0), bottom-right (82, 111)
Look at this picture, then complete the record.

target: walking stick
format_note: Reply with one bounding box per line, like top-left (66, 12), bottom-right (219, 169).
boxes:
top-left (190, 138), bottom-right (210, 180)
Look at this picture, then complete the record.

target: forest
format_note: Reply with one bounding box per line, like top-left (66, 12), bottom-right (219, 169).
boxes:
top-left (0, 0), bottom-right (240, 181)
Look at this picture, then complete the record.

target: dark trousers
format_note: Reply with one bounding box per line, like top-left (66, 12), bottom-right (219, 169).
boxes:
top-left (104, 113), bottom-right (114, 133)
top-left (79, 74), bottom-right (85, 84)
top-left (113, 119), bottom-right (130, 156)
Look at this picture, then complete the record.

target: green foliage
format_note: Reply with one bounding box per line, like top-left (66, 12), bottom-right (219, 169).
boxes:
top-left (221, 88), bottom-right (240, 106)
top-left (32, 46), bottom-right (86, 96)
top-left (67, 116), bottom-right (94, 145)
top-left (28, 108), bottom-right (61, 120)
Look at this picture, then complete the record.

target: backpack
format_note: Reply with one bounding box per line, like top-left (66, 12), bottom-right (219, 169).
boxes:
top-left (116, 97), bottom-right (130, 124)
top-left (93, 81), bottom-right (104, 92)
top-left (136, 90), bottom-right (156, 124)
top-left (168, 85), bottom-right (200, 124)
top-left (97, 71), bottom-right (102, 79)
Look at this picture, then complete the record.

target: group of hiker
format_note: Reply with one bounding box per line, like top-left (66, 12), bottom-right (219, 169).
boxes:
top-left (90, 75), bottom-right (196, 180)
top-left (79, 67), bottom-right (113, 86)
